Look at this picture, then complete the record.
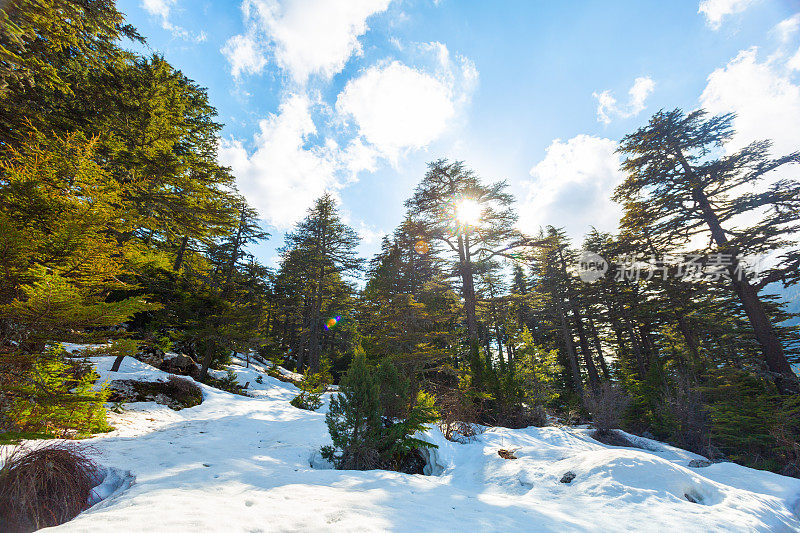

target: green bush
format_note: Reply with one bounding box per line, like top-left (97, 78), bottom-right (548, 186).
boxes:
top-left (5, 346), bottom-right (110, 439)
top-left (200, 369), bottom-right (247, 395)
top-left (321, 348), bottom-right (437, 471)
top-left (290, 371), bottom-right (328, 411)
top-left (700, 368), bottom-right (787, 470)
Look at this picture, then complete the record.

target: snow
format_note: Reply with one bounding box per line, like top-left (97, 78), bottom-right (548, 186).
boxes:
top-left (5, 353), bottom-right (800, 532)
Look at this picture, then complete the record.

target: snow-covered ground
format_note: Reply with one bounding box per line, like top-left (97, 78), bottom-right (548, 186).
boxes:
top-left (10, 355), bottom-right (800, 532)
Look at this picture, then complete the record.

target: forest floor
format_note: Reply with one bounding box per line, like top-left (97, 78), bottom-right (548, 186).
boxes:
top-left (11, 355), bottom-right (800, 532)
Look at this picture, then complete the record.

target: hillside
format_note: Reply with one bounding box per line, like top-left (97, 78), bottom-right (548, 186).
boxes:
top-left (22, 356), bottom-right (800, 533)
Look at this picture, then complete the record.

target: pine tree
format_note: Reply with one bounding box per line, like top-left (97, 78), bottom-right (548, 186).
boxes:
top-left (615, 109), bottom-right (800, 393)
top-left (405, 160), bottom-right (531, 346)
top-left (279, 194), bottom-right (362, 373)
top-left (322, 347), bottom-right (383, 469)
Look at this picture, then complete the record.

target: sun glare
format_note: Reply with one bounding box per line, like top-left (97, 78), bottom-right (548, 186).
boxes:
top-left (455, 199), bottom-right (482, 226)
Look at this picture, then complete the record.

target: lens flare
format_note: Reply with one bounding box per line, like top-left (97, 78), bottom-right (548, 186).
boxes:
top-left (414, 240), bottom-right (430, 255)
top-left (324, 316), bottom-right (340, 330)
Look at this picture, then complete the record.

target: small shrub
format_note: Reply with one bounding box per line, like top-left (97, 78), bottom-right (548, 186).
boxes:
top-left (290, 371), bottom-right (328, 411)
top-left (321, 349), bottom-right (437, 471)
top-left (435, 386), bottom-right (481, 443)
top-left (659, 374), bottom-right (710, 454)
top-left (0, 442), bottom-right (100, 532)
top-left (255, 375), bottom-right (263, 384)
top-left (584, 382), bottom-right (630, 436)
top-left (166, 375), bottom-right (203, 406)
top-left (200, 369), bottom-right (247, 395)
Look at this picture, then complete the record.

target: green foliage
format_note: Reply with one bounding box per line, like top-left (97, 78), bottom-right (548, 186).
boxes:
top-left (276, 194), bottom-right (362, 375)
top-left (290, 371), bottom-right (329, 411)
top-left (700, 369), bottom-right (788, 470)
top-left (515, 328), bottom-right (563, 407)
top-left (322, 348), bottom-right (437, 471)
top-left (5, 345), bottom-right (110, 438)
top-left (200, 369), bottom-right (247, 396)
top-left (78, 339), bottom-right (139, 359)
top-left (322, 348), bottom-right (382, 469)
top-left (380, 390), bottom-right (440, 470)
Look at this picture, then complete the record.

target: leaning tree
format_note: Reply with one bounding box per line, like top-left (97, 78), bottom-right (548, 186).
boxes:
top-left (615, 109), bottom-right (800, 393)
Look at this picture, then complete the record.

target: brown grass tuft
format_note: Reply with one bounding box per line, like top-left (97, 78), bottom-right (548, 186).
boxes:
top-left (0, 442), bottom-right (100, 532)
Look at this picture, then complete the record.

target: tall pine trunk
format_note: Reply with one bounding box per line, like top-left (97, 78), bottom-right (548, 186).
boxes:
top-left (673, 147), bottom-right (799, 393)
top-left (457, 233), bottom-right (479, 343)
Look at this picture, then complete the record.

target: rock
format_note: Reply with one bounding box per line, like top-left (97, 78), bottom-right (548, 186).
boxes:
top-left (498, 449), bottom-right (517, 460)
top-left (559, 471), bottom-right (576, 484)
top-left (688, 459), bottom-right (712, 468)
top-left (684, 492), bottom-right (699, 504)
top-left (107, 378), bottom-right (202, 410)
top-left (159, 353), bottom-right (199, 378)
top-left (135, 346), bottom-right (165, 367)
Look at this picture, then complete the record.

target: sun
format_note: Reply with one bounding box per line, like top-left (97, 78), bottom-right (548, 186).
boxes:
top-left (455, 199), bottom-right (482, 226)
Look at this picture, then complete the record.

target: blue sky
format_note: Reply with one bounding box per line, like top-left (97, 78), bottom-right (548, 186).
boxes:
top-left (118, 0), bottom-right (800, 268)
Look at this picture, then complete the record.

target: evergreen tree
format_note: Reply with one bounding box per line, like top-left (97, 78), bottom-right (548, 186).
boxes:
top-left (405, 159), bottom-right (530, 345)
top-left (279, 194), bottom-right (362, 373)
top-left (322, 347), bottom-right (383, 469)
top-left (615, 109), bottom-right (800, 393)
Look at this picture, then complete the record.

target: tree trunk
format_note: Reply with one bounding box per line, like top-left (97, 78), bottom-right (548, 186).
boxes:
top-left (173, 235), bottom-right (189, 272)
top-left (676, 314), bottom-right (702, 367)
top-left (224, 206), bottom-right (247, 297)
top-left (199, 342), bottom-right (214, 380)
top-left (110, 355), bottom-right (125, 372)
top-left (308, 231), bottom-right (327, 374)
top-left (558, 297), bottom-right (583, 397)
top-left (587, 315), bottom-right (611, 380)
top-left (457, 233), bottom-right (479, 343)
top-left (673, 146), bottom-right (799, 393)
top-left (572, 309), bottom-right (601, 392)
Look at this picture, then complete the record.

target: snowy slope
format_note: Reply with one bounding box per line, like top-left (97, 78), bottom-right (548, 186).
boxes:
top-left (15, 356), bottom-right (800, 532)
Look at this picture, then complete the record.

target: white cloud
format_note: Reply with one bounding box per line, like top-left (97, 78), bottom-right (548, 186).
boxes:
top-left (593, 76), bottom-right (655, 124)
top-left (774, 13), bottom-right (800, 43)
top-left (336, 62), bottom-right (454, 160)
top-left (335, 44), bottom-right (477, 161)
top-left (140, 0), bottom-right (204, 41)
top-left (222, 34), bottom-right (268, 78)
top-left (142, 0), bottom-right (173, 19)
top-left (519, 135), bottom-right (624, 241)
top-left (700, 47), bottom-right (800, 156)
top-left (223, 0), bottom-right (391, 82)
top-left (789, 47), bottom-right (800, 71)
top-left (698, 0), bottom-right (758, 30)
top-left (218, 94), bottom-right (374, 228)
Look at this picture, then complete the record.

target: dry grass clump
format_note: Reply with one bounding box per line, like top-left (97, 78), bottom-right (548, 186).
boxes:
top-left (0, 442), bottom-right (99, 532)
